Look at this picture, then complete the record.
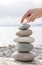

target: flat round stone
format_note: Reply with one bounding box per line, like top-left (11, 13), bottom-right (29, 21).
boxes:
top-left (14, 37), bottom-right (34, 43)
top-left (16, 43), bottom-right (33, 52)
top-left (16, 29), bottom-right (32, 36)
top-left (13, 51), bottom-right (35, 61)
top-left (19, 24), bottom-right (30, 30)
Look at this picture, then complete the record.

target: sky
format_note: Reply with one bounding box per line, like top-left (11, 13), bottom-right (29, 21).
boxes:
top-left (0, 0), bottom-right (42, 25)
top-left (0, 0), bottom-right (42, 17)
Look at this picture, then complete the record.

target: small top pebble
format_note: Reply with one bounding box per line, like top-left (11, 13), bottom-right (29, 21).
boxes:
top-left (19, 23), bottom-right (30, 30)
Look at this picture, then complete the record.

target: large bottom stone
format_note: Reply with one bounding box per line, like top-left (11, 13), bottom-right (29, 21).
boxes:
top-left (16, 43), bottom-right (33, 52)
top-left (13, 51), bottom-right (35, 61)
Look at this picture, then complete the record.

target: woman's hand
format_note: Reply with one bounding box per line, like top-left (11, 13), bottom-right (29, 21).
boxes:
top-left (21, 8), bottom-right (42, 23)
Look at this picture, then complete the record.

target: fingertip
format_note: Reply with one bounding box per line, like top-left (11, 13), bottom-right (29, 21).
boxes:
top-left (20, 19), bottom-right (23, 23)
top-left (20, 17), bottom-right (25, 23)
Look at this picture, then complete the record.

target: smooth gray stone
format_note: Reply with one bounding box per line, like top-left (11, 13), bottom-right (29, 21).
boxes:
top-left (14, 37), bottom-right (34, 43)
top-left (19, 24), bottom-right (30, 30)
top-left (16, 43), bottom-right (33, 52)
top-left (16, 29), bottom-right (32, 36)
top-left (13, 51), bottom-right (35, 61)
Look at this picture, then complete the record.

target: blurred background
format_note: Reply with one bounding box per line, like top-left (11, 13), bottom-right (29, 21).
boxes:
top-left (0, 0), bottom-right (42, 47)
top-left (0, 0), bottom-right (42, 25)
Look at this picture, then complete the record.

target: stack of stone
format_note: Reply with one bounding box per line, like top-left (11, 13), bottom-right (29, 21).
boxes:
top-left (13, 23), bottom-right (35, 62)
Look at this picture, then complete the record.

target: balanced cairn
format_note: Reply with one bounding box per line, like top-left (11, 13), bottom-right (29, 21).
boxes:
top-left (13, 23), bottom-right (35, 62)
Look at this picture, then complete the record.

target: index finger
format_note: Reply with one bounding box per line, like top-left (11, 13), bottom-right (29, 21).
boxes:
top-left (20, 9), bottom-right (31, 23)
top-left (21, 14), bottom-right (27, 23)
